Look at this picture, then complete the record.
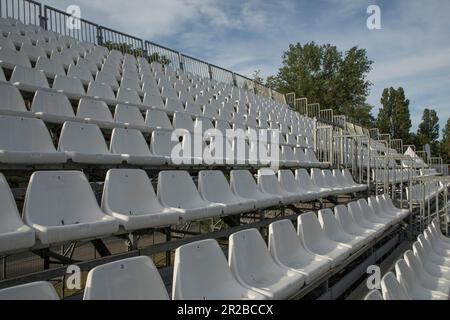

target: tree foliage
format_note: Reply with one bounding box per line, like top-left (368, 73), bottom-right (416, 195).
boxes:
top-left (417, 108), bottom-right (440, 154)
top-left (103, 41), bottom-right (171, 65)
top-left (376, 87), bottom-right (412, 143)
top-left (266, 42), bottom-right (374, 126)
top-left (440, 117), bottom-right (450, 163)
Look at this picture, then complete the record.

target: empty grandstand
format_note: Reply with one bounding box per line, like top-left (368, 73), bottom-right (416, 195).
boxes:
top-left (0, 0), bottom-right (449, 302)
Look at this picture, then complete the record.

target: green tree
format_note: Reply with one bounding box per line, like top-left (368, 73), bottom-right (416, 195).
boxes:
top-left (441, 117), bottom-right (450, 163)
top-left (376, 87), bottom-right (412, 142)
top-left (417, 108), bottom-right (440, 155)
top-left (252, 69), bottom-right (264, 84)
top-left (266, 42), bottom-right (374, 126)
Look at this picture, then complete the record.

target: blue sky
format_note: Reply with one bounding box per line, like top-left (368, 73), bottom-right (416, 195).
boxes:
top-left (41, 0), bottom-right (450, 135)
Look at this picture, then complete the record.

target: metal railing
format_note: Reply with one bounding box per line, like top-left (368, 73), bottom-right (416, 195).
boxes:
top-left (1, 0), bottom-right (286, 101)
top-left (43, 5), bottom-right (98, 43)
top-left (180, 53), bottom-right (210, 80)
top-left (0, 0), bottom-right (41, 26)
top-left (100, 26), bottom-right (144, 56)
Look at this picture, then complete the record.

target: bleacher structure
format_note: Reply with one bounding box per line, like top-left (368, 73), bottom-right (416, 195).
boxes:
top-left (0, 0), bottom-right (449, 300)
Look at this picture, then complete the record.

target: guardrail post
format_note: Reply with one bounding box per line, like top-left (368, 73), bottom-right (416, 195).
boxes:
top-left (96, 27), bottom-right (103, 46)
top-left (39, 5), bottom-right (47, 29)
top-left (178, 53), bottom-right (184, 71)
top-left (232, 73), bottom-right (237, 87)
top-left (208, 64), bottom-right (213, 80)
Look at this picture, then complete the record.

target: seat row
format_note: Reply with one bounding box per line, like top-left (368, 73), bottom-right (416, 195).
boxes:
top-left (0, 195), bottom-right (407, 300)
top-left (0, 115), bottom-right (322, 167)
top-left (0, 66), bottom-right (314, 136)
top-left (365, 218), bottom-right (450, 300)
top-left (0, 84), bottom-right (315, 146)
top-left (406, 181), bottom-right (446, 204)
top-left (0, 168), bottom-right (366, 252)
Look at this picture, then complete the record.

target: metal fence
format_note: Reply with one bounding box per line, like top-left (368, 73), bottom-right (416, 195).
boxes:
top-left (210, 65), bottom-right (234, 85)
top-left (100, 27), bottom-right (144, 56)
top-left (0, 0), bottom-right (41, 26)
top-left (145, 40), bottom-right (180, 70)
top-left (180, 54), bottom-right (210, 79)
top-left (0, 0), bottom-right (289, 103)
top-left (43, 5), bottom-right (98, 43)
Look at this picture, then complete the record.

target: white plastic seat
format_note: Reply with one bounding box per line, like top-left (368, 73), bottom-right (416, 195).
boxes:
top-left (311, 169), bottom-right (339, 195)
top-left (395, 259), bottom-right (448, 300)
top-left (331, 169), bottom-right (359, 193)
top-left (184, 101), bottom-right (203, 117)
top-left (0, 281), bottom-right (59, 300)
top-left (268, 220), bottom-right (331, 285)
top-left (95, 70), bottom-right (119, 90)
top-left (77, 57), bottom-right (98, 76)
top-left (0, 173), bottom-right (35, 254)
top-left (364, 290), bottom-right (383, 300)
top-left (58, 121), bottom-right (122, 164)
top-left (173, 111), bottom-right (195, 132)
top-left (334, 205), bottom-right (376, 242)
top-left (145, 109), bottom-right (173, 130)
top-left (347, 201), bottom-right (385, 236)
top-left (431, 219), bottom-right (450, 248)
top-left (281, 146), bottom-right (299, 167)
top-left (0, 115), bottom-right (67, 164)
top-left (86, 81), bottom-right (116, 103)
top-left (120, 76), bottom-right (142, 93)
top-left (52, 75), bottom-right (86, 99)
top-left (0, 47), bottom-right (31, 70)
top-left (117, 87), bottom-right (142, 105)
top-left (424, 228), bottom-right (450, 257)
top-left (76, 98), bottom-right (116, 129)
top-left (318, 208), bottom-right (366, 253)
top-left (230, 170), bottom-right (281, 209)
top-left (114, 104), bottom-right (150, 132)
top-left (294, 169), bottom-right (331, 198)
top-left (173, 239), bottom-right (266, 300)
top-left (357, 199), bottom-right (391, 227)
top-left (293, 147), bottom-right (312, 167)
top-left (198, 170), bottom-right (256, 216)
top-left (257, 169), bottom-right (299, 205)
top-left (35, 56), bottom-right (65, 79)
top-left (418, 234), bottom-right (450, 268)
top-left (67, 63), bottom-right (94, 85)
top-left (378, 194), bottom-right (409, 220)
top-left (305, 149), bottom-right (328, 168)
top-left (0, 37), bottom-right (15, 50)
top-left (342, 169), bottom-right (367, 192)
top-left (19, 43), bottom-right (45, 62)
top-left (297, 212), bottom-right (351, 267)
top-left (101, 169), bottom-right (180, 230)
top-left (49, 50), bottom-right (72, 68)
top-left (23, 171), bottom-right (119, 244)
top-left (404, 249), bottom-right (450, 295)
top-left (83, 256), bottom-right (169, 300)
top-left (381, 272), bottom-right (411, 300)
top-left (31, 90), bottom-right (77, 124)
top-left (10, 65), bottom-right (49, 91)
top-left (412, 241), bottom-right (450, 281)
top-left (278, 170), bottom-right (318, 202)
top-left (0, 82), bottom-right (32, 117)
top-left (163, 97), bottom-right (184, 114)
top-left (157, 171), bottom-right (223, 221)
top-left (143, 93), bottom-right (165, 109)
top-left (367, 196), bottom-right (400, 224)
top-left (150, 129), bottom-right (176, 164)
top-left (229, 228), bottom-right (305, 299)
top-left (110, 128), bottom-right (165, 165)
